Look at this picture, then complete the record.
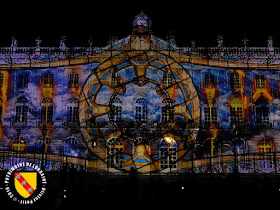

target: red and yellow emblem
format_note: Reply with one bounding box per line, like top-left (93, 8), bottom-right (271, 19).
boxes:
top-left (14, 172), bottom-right (37, 198)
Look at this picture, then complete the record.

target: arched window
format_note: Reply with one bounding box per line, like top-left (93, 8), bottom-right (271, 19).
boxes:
top-left (107, 138), bottom-right (123, 168)
top-left (36, 136), bottom-right (52, 153)
top-left (41, 97), bottom-right (54, 123)
top-left (15, 96), bottom-right (28, 122)
top-left (255, 97), bottom-right (269, 125)
top-left (230, 98), bottom-right (244, 125)
top-left (258, 138), bottom-right (274, 153)
top-left (63, 136), bottom-right (79, 156)
top-left (162, 98), bottom-right (174, 123)
top-left (66, 98), bottom-right (79, 123)
top-left (10, 136), bottom-right (27, 152)
top-left (135, 97), bottom-right (148, 122)
top-left (111, 97), bottom-right (122, 122)
top-left (159, 138), bottom-right (177, 170)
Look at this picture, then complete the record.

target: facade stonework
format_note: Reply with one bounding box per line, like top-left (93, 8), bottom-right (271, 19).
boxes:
top-left (1, 12), bottom-right (280, 173)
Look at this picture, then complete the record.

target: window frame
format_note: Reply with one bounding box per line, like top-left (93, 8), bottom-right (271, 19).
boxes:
top-left (66, 98), bottom-right (79, 123)
top-left (17, 72), bottom-right (29, 89)
top-left (10, 136), bottom-right (27, 152)
top-left (230, 98), bottom-right (244, 125)
top-left (204, 106), bottom-right (218, 125)
top-left (41, 97), bottom-right (54, 123)
top-left (255, 74), bottom-right (267, 89)
top-left (106, 138), bottom-right (124, 169)
top-left (111, 97), bottom-right (122, 122)
top-left (204, 74), bottom-right (216, 88)
top-left (42, 72), bottom-right (54, 88)
top-left (68, 73), bottom-right (79, 88)
top-left (15, 96), bottom-right (28, 123)
top-left (255, 97), bottom-right (270, 125)
top-left (159, 139), bottom-right (177, 170)
top-left (135, 97), bottom-right (148, 123)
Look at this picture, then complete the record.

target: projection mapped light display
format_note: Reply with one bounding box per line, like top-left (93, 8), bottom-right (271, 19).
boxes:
top-left (79, 50), bottom-right (200, 173)
top-left (1, 11), bottom-right (280, 174)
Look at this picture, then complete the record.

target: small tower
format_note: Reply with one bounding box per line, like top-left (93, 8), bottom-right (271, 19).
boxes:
top-left (59, 36), bottom-right (67, 51)
top-left (132, 11), bottom-right (152, 34)
top-left (267, 36), bottom-right (274, 54)
top-left (35, 37), bottom-right (42, 54)
top-left (11, 36), bottom-right (18, 52)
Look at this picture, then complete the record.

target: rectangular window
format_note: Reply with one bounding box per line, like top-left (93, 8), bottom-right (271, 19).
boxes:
top-left (42, 73), bottom-right (54, 87)
top-left (231, 73), bottom-right (241, 89)
top-left (230, 107), bottom-right (243, 124)
top-left (136, 106), bottom-right (148, 122)
top-left (67, 106), bottom-right (79, 123)
top-left (68, 73), bottom-right (79, 88)
top-left (256, 106), bottom-right (269, 124)
top-left (41, 106), bottom-right (53, 123)
top-left (111, 73), bottom-right (121, 87)
top-left (136, 106), bottom-right (141, 122)
top-left (107, 147), bottom-right (123, 168)
top-left (17, 73), bottom-right (29, 88)
top-left (160, 147), bottom-right (177, 169)
top-left (162, 106), bottom-right (174, 123)
top-left (204, 74), bottom-right (215, 88)
top-left (204, 107), bottom-right (217, 125)
top-left (255, 74), bottom-right (266, 89)
top-left (112, 105), bottom-right (122, 122)
top-left (163, 72), bottom-right (173, 86)
top-left (15, 105), bottom-right (28, 122)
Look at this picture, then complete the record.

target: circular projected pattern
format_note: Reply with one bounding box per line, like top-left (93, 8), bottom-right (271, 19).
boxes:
top-left (79, 51), bottom-right (200, 172)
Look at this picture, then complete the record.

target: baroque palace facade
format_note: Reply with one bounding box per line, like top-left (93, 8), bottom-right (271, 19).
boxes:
top-left (1, 12), bottom-right (280, 174)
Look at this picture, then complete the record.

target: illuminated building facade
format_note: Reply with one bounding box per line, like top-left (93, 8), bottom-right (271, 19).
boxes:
top-left (1, 12), bottom-right (280, 174)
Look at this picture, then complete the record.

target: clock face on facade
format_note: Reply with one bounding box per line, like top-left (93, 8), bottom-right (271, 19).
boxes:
top-left (79, 50), bottom-right (200, 173)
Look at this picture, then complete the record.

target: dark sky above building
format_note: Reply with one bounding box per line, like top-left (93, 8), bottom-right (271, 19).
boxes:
top-left (0, 1), bottom-right (278, 47)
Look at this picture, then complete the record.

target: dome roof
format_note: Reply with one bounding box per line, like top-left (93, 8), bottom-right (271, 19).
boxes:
top-left (132, 11), bottom-right (152, 33)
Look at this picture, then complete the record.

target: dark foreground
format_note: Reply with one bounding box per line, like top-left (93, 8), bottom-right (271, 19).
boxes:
top-left (1, 171), bottom-right (280, 209)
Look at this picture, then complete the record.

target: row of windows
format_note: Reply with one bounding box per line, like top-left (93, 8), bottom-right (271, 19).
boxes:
top-left (106, 137), bottom-right (177, 169)
top-left (9, 135), bottom-right (177, 170)
top-left (11, 71), bottom-right (174, 90)
top-left (11, 96), bottom-right (79, 123)
top-left (0, 95), bottom-right (273, 127)
top-left (0, 71), bottom-right (274, 90)
top-left (0, 96), bottom-right (174, 124)
top-left (111, 97), bottom-right (174, 123)
top-left (0, 73), bottom-right (80, 89)
top-left (111, 72), bottom-right (173, 88)
top-left (204, 97), bottom-right (270, 126)
top-left (10, 136), bottom-right (79, 152)
top-left (204, 73), bottom-right (270, 89)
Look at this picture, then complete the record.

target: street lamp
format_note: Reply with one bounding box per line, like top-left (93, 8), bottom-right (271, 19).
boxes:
top-left (231, 124), bottom-right (238, 174)
top-left (41, 124), bottom-right (48, 171)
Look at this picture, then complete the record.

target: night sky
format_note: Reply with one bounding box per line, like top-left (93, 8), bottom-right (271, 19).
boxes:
top-left (0, 1), bottom-right (279, 48)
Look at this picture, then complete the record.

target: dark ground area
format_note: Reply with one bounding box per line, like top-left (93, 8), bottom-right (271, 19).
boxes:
top-left (1, 171), bottom-right (280, 209)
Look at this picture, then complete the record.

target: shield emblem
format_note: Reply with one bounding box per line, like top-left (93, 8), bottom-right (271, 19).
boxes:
top-left (14, 172), bottom-right (37, 198)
